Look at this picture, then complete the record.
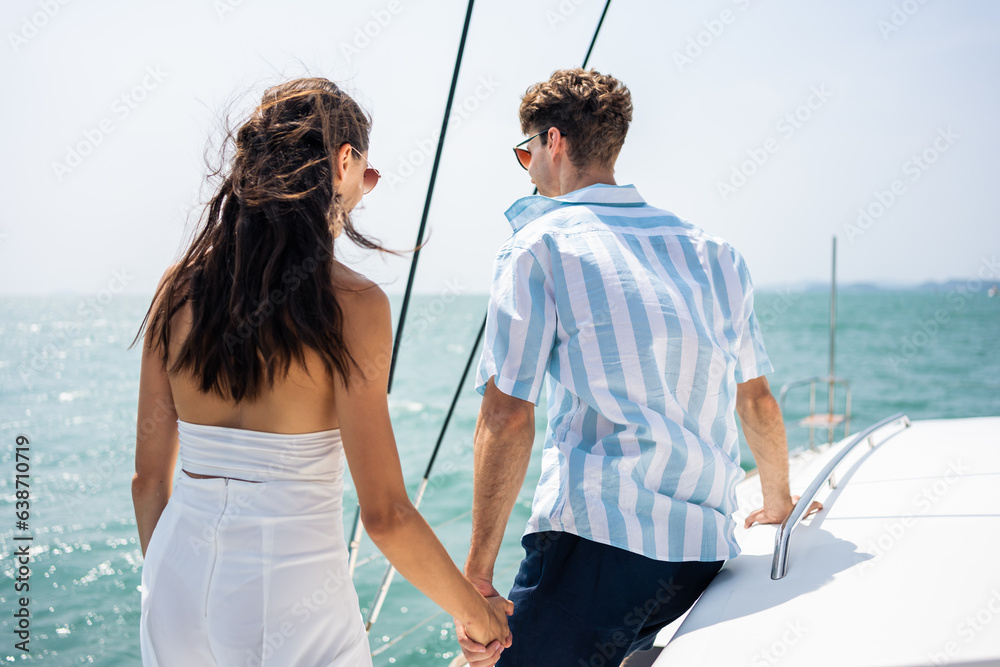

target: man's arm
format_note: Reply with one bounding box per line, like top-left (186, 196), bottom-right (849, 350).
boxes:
top-left (736, 375), bottom-right (821, 527)
top-left (457, 241), bottom-right (555, 664)
top-left (465, 376), bottom-right (536, 584)
top-left (455, 377), bottom-right (536, 666)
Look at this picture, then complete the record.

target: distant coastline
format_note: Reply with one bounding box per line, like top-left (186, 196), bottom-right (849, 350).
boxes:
top-left (4, 278), bottom-right (1000, 298)
top-left (754, 278), bottom-right (1000, 295)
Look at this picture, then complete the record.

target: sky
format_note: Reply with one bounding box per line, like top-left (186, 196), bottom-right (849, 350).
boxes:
top-left (2, 0), bottom-right (998, 297)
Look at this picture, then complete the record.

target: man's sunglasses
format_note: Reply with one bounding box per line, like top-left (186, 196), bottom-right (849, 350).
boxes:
top-left (512, 129), bottom-right (567, 171)
top-left (350, 146), bottom-right (381, 194)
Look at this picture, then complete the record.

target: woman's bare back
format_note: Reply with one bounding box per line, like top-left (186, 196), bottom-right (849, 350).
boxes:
top-left (166, 260), bottom-right (380, 480)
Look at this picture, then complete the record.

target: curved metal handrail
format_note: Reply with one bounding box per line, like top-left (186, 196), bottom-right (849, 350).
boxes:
top-left (770, 412), bottom-right (912, 580)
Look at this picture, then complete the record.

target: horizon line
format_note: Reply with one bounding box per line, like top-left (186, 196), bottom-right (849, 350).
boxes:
top-left (2, 276), bottom-right (999, 299)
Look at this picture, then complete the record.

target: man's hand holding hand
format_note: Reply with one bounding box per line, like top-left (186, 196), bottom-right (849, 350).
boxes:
top-left (454, 576), bottom-right (512, 667)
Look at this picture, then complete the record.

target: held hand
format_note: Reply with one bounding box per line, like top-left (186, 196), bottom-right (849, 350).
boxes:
top-left (455, 578), bottom-right (513, 667)
top-left (462, 594), bottom-right (513, 654)
top-left (744, 495), bottom-right (823, 529)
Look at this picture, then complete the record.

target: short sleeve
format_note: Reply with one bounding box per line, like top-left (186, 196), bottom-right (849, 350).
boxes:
top-left (732, 250), bottom-right (774, 383)
top-left (474, 245), bottom-right (557, 405)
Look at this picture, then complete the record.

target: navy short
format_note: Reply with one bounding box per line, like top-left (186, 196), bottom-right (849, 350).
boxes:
top-left (497, 531), bottom-right (724, 667)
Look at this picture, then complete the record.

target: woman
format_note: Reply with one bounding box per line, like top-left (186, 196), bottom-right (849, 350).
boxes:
top-left (130, 78), bottom-right (512, 665)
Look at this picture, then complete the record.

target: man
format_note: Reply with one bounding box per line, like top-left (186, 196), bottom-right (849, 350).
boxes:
top-left (454, 69), bottom-right (817, 667)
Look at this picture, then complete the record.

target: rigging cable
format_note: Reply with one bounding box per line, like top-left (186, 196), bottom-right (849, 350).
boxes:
top-left (362, 0), bottom-right (615, 636)
top-left (387, 0), bottom-right (478, 393)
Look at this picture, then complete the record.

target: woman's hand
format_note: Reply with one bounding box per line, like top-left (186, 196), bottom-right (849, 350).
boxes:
top-left (456, 581), bottom-right (512, 665)
top-left (464, 592), bottom-right (513, 648)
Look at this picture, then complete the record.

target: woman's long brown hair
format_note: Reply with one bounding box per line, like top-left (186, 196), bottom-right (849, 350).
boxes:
top-left (129, 78), bottom-right (384, 402)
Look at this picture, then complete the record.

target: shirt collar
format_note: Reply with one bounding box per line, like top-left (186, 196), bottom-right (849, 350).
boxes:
top-left (504, 183), bottom-right (646, 232)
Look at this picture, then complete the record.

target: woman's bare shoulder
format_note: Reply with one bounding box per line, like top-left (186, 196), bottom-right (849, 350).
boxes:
top-left (332, 261), bottom-right (390, 325)
top-left (331, 259), bottom-right (377, 290)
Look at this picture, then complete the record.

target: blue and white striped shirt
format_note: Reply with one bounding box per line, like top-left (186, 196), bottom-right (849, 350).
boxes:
top-left (475, 184), bottom-right (772, 562)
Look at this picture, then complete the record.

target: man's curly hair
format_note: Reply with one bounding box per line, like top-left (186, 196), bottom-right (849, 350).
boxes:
top-left (519, 68), bottom-right (633, 170)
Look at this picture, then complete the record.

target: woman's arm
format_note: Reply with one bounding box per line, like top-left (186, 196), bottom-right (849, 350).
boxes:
top-left (334, 283), bottom-right (512, 648)
top-left (132, 266), bottom-right (180, 557)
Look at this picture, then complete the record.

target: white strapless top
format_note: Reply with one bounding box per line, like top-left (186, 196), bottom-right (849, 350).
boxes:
top-left (177, 419), bottom-right (345, 483)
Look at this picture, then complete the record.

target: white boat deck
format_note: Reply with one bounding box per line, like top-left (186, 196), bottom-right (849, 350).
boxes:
top-left (651, 416), bottom-right (1000, 667)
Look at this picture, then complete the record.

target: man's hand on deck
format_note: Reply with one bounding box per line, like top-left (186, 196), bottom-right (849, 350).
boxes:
top-left (744, 495), bottom-right (824, 529)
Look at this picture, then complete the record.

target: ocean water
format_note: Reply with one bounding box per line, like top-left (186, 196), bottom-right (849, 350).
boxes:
top-left (0, 289), bottom-right (997, 665)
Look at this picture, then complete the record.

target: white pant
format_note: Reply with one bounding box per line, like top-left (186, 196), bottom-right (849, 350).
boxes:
top-left (139, 473), bottom-right (372, 666)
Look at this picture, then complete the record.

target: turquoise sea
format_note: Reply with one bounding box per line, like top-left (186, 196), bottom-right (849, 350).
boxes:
top-left (1, 289), bottom-right (998, 665)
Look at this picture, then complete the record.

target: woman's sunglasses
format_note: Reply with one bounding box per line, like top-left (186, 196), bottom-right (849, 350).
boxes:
top-left (512, 129), bottom-right (566, 171)
top-left (350, 146), bottom-right (381, 194)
